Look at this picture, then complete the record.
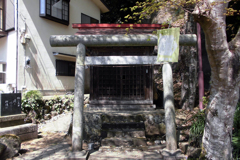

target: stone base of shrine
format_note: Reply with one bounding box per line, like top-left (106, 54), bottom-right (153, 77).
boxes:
top-left (85, 104), bottom-right (156, 111)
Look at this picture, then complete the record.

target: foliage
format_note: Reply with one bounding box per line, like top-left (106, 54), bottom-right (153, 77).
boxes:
top-left (45, 95), bottom-right (74, 114)
top-left (22, 90), bottom-right (43, 100)
top-left (189, 109), bottom-right (205, 147)
top-left (233, 102), bottom-right (240, 159)
top-left (226, 0), bottom-right (240, 41)
top-left (21, 90), bottom-right (44, 120)
top-left (121, 0), bottom-right (240, 38)
top-left (101, 0), bottom-right (145, 23)
top-left (202, 96), bottom-right (209, 108)
top-left (22, 91), bottom-right (75, 122)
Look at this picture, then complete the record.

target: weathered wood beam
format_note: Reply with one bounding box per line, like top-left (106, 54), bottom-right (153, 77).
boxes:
top-left (85, 56), bottom-right (161, 65)
top-left (50, 34), bottom-right (197, 47)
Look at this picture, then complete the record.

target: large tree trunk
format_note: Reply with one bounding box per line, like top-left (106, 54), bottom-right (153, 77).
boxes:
top-left (193, 1), bottom-right (240, 159)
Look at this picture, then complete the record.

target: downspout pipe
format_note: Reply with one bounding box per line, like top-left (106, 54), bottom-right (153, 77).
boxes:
top-left (197, 23), bottom-right (204, 110)
top-left (15, 0), bottom-right (18, 93)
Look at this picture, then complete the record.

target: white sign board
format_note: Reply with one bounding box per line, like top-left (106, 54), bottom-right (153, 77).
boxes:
top-left (157, 28), bottom-right (180, 62)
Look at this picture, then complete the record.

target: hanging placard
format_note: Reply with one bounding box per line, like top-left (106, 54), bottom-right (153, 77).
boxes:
top-left (157, 28), bottom-right (180, 62)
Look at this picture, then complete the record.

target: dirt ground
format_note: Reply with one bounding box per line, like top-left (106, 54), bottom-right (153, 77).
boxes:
top-left (19, 132), bottom-right (71, 153)
top-left (15, 109), bottom-right (197, 159)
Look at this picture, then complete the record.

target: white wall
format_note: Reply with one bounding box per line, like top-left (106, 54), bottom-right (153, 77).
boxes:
top-left (18, 0), bottom-right (100, 95)
top-left (0, 37), bottom-right (7, 62)
top-left (0, 30), bottom-right (16, 93)
top-left (6, 31), bottom-right (17, 85)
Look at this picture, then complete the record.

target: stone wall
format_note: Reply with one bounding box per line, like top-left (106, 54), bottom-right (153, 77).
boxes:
top-left (83, 110), bottom-right (165, 142)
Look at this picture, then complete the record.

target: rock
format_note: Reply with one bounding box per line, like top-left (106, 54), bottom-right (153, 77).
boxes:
top-left (0, 143), bottom-right (6, 157)
top-left (187, 146), bottom-right (202, 158)
top-left (158, 123), bottom-right (166, 135)
top-left (0, 134), bottom-right (21, 160)
top-left (179, 142), bottom-right (189, 154)
top-left (154, 140), bottom-right (161, 145)
top-left (51, 111), bottom-right (58, 117)
top-left (44, 114), bottom-right (52, 120)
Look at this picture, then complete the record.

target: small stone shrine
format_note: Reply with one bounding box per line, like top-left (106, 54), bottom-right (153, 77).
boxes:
top-left (73, 24), bottom-right (167, 110)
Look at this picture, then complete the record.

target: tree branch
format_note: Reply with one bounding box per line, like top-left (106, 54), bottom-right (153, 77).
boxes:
top-left (229, 27), bottom-right (240, 53)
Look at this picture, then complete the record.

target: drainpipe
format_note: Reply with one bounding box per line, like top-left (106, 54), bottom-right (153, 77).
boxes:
top-left (15, 0), bottom-right (18, 93)
top-left (197, 23), bottom-right (204, 110)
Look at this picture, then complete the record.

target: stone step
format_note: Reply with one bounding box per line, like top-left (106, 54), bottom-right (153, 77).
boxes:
top-left (85, 104), bottom-right (156, 112)
top-left (0, 114), bottom-right (26, 128)
top-left (106, 129), bottom-right (146, 138)
top-left (100, 113), bottom-right (146, 124)
top-left (102, 122), bottom-right (145, 130)
top-left (101, 137), bottom-right (147, 147)
top-left (0, 123), bottom-right (38, 141)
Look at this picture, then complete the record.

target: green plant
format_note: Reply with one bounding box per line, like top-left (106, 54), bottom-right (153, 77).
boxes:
top-left (189, 109), bottom-right (206, 147)
top-left (233, 102), bottom-right (240, 159)
top-left (202, 96), bottom-right (208, 108)
top-left (23, 90), bottom-right (43, 100)
top-left (21, 90), bottom-right (44, 121)
top-left (44, 95), bottom-right (74, 113)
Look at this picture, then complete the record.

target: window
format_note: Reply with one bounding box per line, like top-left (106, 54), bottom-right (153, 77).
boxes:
top-left (0, 64), bottom-right (6, 84)
top-left (0, 0), bottom-right (15, 36)
top-left (56, 60), bottom-right (75, 76)
top-left (0, 0), bottom-right (3, 32)
top-left (81, 13), bottom-right (99, 24)
top-left (40, 0), bottom-right (69, 25)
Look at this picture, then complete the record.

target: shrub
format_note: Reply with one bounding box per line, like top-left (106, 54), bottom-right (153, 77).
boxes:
top-left (45, 95), bottom-right (74, 114)
top-left (233, 102), bottom-right (240, 159)
top-left (189, 109), bottom-right (205, 147)
top-left (21, 90), bottom-right (45, 122)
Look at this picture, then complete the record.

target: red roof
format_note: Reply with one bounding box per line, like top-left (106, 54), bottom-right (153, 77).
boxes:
top-left (72, 23), bottom-right (167, 29)
top-left (73, 23), bottom-right (167, 35)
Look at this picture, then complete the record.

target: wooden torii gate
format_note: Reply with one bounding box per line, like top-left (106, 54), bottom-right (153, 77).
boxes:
top-left (50, 32), bottom-right (197, 155)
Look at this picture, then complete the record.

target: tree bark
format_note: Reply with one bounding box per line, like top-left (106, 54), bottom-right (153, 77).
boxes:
top-left (193, 1), bottom-right (240, 159)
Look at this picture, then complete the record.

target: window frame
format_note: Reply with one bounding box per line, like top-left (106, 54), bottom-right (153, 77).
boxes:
top-left (39, 0), bottom-right (70, 26)
top-left (0, 0), bottom-right (4, 32)
top-left (81, 13), bottom-right (99, 24)
top-left (56, 59), bottom-right (75, 76)
top-left (0, 63), bottom-right (6, 84)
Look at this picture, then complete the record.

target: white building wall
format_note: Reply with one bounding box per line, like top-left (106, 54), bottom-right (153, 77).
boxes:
top-left (18, 0), bottom-right (100, 95)
top-left (6, 31), bottom-right (17, 85)
top-left (0, 30), bottom-right (16, 93)
top-left (0, 37), bottom-right (7, 62)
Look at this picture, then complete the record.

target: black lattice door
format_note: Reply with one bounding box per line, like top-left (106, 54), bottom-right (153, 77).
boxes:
top-left (91, 65), bottom-right (151, 101)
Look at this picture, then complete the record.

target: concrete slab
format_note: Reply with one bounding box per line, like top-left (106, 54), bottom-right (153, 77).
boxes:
top-left (0, 123), bottom-right (38, 141)
top-left (89, 150), bottom-right (144, 160)
top-left (0, 114), bottom-right (26, 128)
top-left (64, 151), bottom-right (89, 160)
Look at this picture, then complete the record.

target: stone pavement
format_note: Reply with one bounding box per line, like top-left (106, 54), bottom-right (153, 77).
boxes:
top-left (13, 143), bottom-right (188, 160)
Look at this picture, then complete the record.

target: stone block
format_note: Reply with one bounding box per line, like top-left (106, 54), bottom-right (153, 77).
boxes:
top-left (0, 134), bottom-right (21, 159)
top-left (64, 151), bottom-right (88, 160)
top-left (179, 142), bottom-right (189, 154)
top-left (186, 146), bottom-right (201, 158)
top-left (101, 137), bottom-right (146, 147)
top-left (107, 129), bottom-right (145, 138)
top-left (0, 114), bottom-right (26, 128)
top-left (0, 93), bottom-right (21, 116)
top-left (0, 124), bottom-right (38, 141)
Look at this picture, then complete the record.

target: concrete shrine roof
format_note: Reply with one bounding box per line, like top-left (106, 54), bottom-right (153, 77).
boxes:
top-left (73, 24), bottom-right (168, 35)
